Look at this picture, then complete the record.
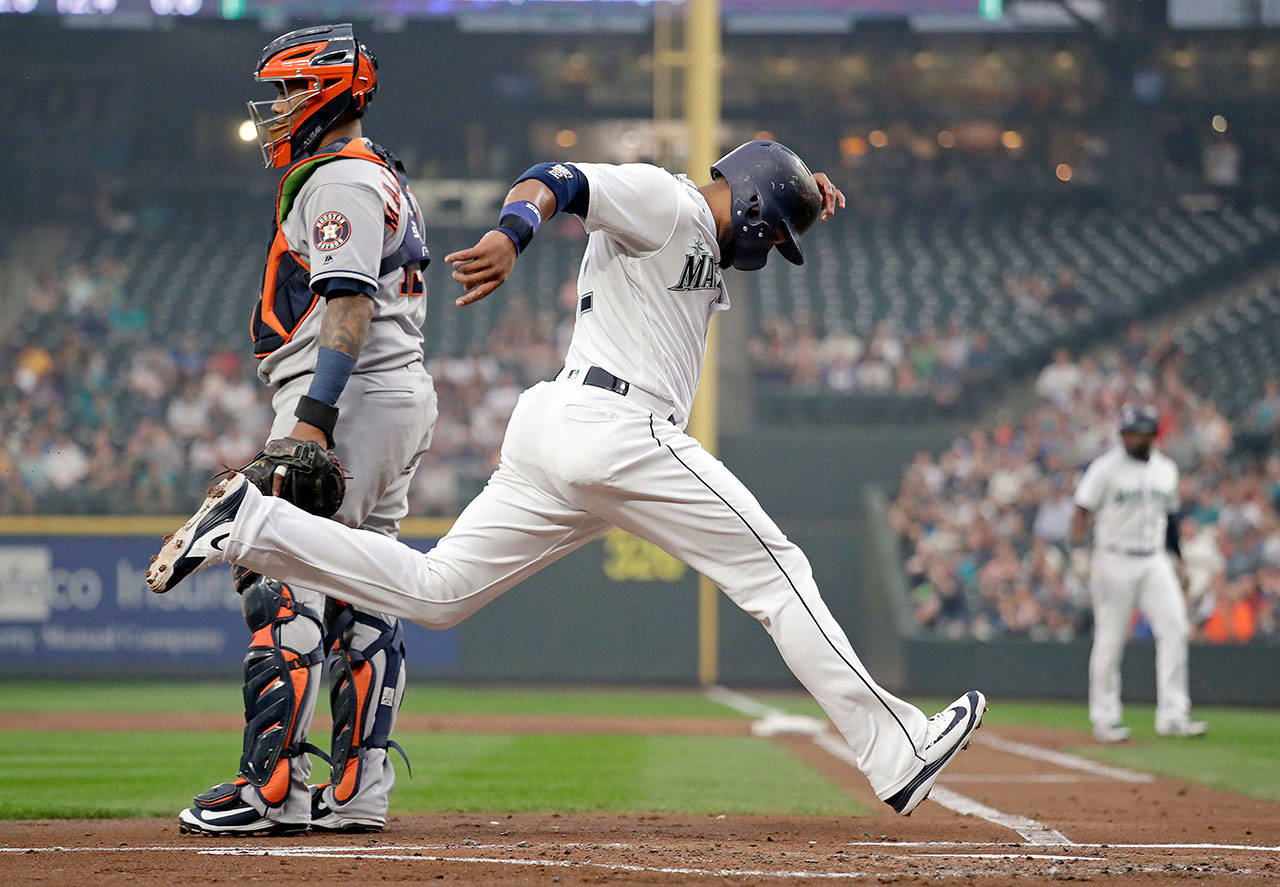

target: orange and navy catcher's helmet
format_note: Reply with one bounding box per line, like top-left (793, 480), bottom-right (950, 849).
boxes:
top-left (247, 23), bottom-right (378, 169)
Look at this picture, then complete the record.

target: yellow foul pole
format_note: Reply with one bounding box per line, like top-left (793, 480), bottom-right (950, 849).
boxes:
top-left (683, 0), bottom-right (722, 686)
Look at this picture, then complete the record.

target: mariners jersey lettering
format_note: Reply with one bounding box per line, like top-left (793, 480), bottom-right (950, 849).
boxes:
top-left (563, 162), bottom-right (727, 426)
top-left (1075, 446), bottom-right (1180, 552)
top-left (257, 138), bottom-right (429, 387)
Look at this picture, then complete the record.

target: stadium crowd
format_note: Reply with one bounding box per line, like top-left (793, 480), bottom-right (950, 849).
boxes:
top-left (0, 259), bottom-right (563, 517)
top-left (892, 328), bottom-right (1280, 645)
top-left (747, 316), bottom-right (1002, 402)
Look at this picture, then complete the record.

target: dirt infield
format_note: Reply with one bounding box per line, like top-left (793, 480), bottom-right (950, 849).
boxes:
top-left (3, 715), bottom-right (1278, 885)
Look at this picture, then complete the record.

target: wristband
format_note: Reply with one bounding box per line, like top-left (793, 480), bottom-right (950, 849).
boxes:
top-left (495, 200), bottom-right (542, 254)
top-left (307, 346), bottom-right (357, 407)
top-left (295, 395), bottom-right (339, 449)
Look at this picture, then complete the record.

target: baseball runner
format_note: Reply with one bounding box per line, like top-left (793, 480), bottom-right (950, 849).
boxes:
top-left (176, 24), bottom-right (437, 835)
top-left (1069, 403), bottom-right (1206, 742)
top-left (149, 139), bottom-right (985, 815)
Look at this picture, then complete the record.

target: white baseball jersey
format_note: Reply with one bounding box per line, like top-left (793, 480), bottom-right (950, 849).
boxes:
top-left (258, 141), bottom-right (429, 387)
top-left (211, 157), bottom-right (943, 807)
top-left (1075, 446), bottom-right (1180, 553)
top-left (1076, 444), bottom-right (1192, 731)
top-left (563, 162), bottom-right (728, 427)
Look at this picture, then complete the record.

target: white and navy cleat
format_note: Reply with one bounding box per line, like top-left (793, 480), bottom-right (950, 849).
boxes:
top-left (886, 690), bottom-right (987, 816)
top-left (178, 780), bottom-right (308, 837)
top-left (145, 473), bottom-right (248, 593)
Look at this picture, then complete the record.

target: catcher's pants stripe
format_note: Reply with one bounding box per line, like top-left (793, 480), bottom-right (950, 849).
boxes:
top-left (226, 380), bottom-right (928, 798)
top-left (658, 437), bottom-right (921, 762)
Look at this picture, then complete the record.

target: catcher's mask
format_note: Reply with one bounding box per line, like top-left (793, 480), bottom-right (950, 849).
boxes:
top-left (248, 23), bottom-right (378, 169)
top-left (710, 139), bottom-right (821, 272)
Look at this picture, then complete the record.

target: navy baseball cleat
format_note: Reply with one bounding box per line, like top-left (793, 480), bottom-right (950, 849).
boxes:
top-left (146, 473), bottom-right (248, 593)
top-left (178, 780), bottom-right (308, 837)
top-left (885, 690), bottom-right (986, 816)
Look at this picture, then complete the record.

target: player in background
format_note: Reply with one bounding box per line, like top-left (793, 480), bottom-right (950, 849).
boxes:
top-left (176, 24), bottom-right (437, 835)
top-left (1070, 403), bottom-right (1207, 742)
top-left (150, 140), bottom-right (985, 816)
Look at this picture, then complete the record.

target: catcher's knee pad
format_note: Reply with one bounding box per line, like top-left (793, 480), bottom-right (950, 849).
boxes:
top-left (324, 601), bottom-right (409, 805)
top-left (237, 575), bottom-right (326, 809)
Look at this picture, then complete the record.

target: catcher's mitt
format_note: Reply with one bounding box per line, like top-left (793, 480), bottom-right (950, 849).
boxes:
top-left (239, 437), bottom-right (346, 518)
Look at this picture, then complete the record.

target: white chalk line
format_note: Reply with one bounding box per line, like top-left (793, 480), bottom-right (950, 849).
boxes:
top-left (906, 853), bottom-right (1106, 861)
top-left (972, 732), bottom-right (1155, 783)
top-left (940, 774), bottom-right (1105, 783)
top-left (846, 841), bottom-right (1280, 853)
top-left (0, 843), bottom-right (871, 879)
top-left (707, 686), bottom-right (1073, 846)
top-left (7, 840), bottom-right (1278, 855)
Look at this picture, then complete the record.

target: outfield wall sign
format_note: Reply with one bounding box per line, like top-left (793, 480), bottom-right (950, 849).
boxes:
top-left (0, 535), bottom-right (458, 671)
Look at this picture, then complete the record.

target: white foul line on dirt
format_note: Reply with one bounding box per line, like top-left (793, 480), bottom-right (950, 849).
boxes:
top-left (0, 844), bottom-right (871, 880)
top-left (940, 774), bottom-right (1104, 783)
top-left (705, 686), bottom-right (1074, 846)
top-left (906, 853), bottom-right (1106, 861)
top-left (6, 841), bottom-right (1279, 855)
top-left (971, 733), bottom-right (1154, 783)
top-left (845, 841), bottom-right (1280, 853)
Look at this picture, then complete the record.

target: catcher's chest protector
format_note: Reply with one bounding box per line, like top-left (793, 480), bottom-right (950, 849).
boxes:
top-left (252, 137), bottom-right (429, 357)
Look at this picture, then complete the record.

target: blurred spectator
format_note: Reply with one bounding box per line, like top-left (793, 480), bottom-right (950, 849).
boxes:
top-left (1250, 379), bottom-right (1280, 435)
top-left (749, 315), bottom-right (998, 402)
top-left (1047, 269), bottom-right (1086, 320)
top-left (1035, 348), bottom-right (1082, 406)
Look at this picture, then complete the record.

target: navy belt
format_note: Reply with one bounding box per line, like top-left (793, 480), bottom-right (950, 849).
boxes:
top-left (583, 365), bottom-right (631, 396)
top-left (559, 366), bottom-right (677, 424)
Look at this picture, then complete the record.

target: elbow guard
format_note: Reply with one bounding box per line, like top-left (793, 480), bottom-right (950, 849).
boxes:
top-left (515, 162), bottom-right (590, 216)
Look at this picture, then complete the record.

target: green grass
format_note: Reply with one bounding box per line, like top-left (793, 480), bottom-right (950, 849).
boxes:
top-left (0, 682), bottom-right (745, 719)
top-left (3, 683), bottom-right (1277, 818)
top-left (756, 692), bottom-right (1280, 805)
top-left (0, 730), bottom-right (866, 820)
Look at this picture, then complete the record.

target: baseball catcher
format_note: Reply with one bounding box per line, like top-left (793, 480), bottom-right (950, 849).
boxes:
top-left (175, 23), bottom-right (436, 836)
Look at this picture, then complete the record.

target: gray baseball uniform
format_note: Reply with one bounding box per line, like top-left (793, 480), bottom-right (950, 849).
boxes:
top-left (243, 137), bottom-right (436, 826)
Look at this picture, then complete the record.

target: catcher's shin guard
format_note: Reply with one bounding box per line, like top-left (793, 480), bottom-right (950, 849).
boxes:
top-left (237, 572), bottom-right (327, 810)
top-left (324, 601), bottom-right (410, 809)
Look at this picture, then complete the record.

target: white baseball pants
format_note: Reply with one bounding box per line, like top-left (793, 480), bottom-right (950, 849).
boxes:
top-left (223, 378), bottom-right (930, 800)
top-left (1088, 548), bottom-right (1192, 731)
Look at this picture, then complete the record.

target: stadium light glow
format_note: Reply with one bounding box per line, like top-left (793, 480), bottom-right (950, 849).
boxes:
top-left (555, 129), bottom-right (578, 148)
top-left (1001, 130), bottom-right (1023, 150)
top-left (238, 120), bottom-right (256, 142)
top-left (1212, 115), bottom-right (1228, 133)
top-left (868, 130), bottom-right (888, 149)
top-left (1055, 163), bottom-right (1072, 182)
top-left (937, 130), bottom-right (955, 149)
top-left (840, 136), bottom-right (868, 157)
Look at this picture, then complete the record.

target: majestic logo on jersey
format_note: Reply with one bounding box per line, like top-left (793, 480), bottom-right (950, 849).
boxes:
top-left (547, 163), bottom-right (575, 180)
top-left (669, 235), bottom-right (721, 293)
top-left (313, 211), bottom-right (351, 251)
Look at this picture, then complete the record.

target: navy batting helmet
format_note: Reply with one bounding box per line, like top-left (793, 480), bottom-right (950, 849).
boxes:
top-left (1119, 402), bottom-right (1159, 435)
top-left (710, 139), bottom-right (822, 271)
